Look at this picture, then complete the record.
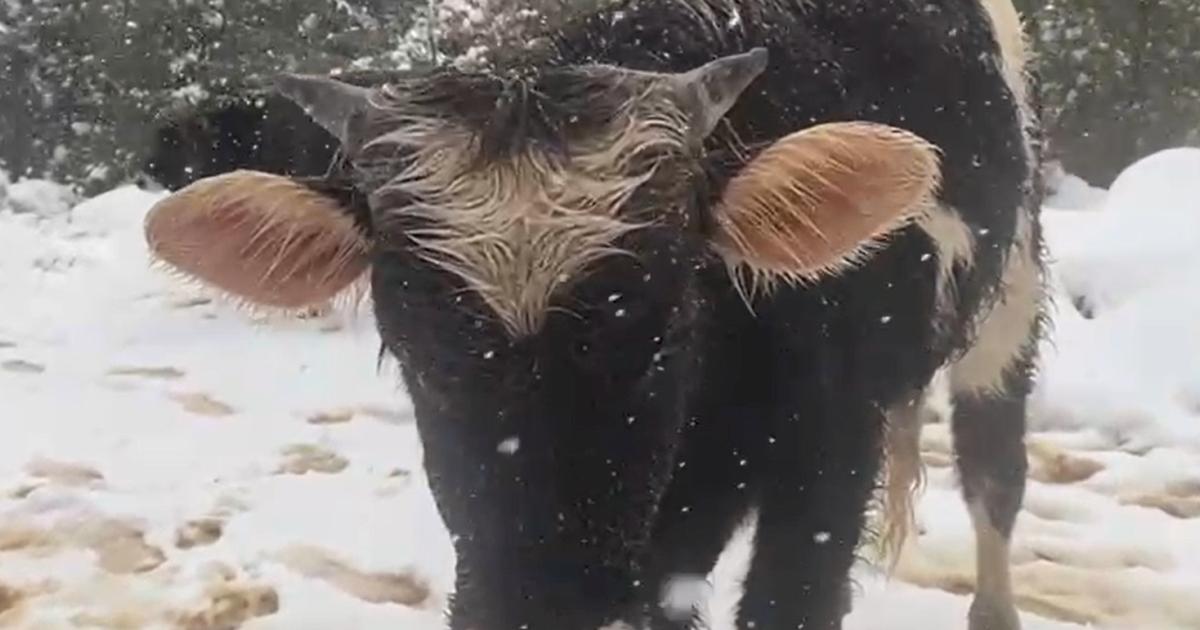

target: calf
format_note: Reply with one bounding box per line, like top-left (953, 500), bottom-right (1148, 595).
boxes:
top-left (143, 0), bottom-right (1045, 628)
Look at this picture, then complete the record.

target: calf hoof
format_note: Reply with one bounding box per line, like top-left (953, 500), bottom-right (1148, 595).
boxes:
top-left (968, 597), bottom-right (1021, 630)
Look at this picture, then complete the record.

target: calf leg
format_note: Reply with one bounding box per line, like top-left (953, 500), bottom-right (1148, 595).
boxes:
top-left (735, 402), bottom-right (885, 630)
top-left (948, 212), bottom-right (1043, 630)
top-left (641, 447), bottom-right (755, 630)
top-left (951, 388), bottom-right (1027, 630)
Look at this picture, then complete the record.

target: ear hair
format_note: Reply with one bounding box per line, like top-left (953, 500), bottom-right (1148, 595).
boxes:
top-left (711, 122), bottom-right (942, 298)
top-left (144, 170), bottom-right (371, 313)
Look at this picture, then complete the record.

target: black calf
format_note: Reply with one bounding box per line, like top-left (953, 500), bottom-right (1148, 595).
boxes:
top-left (143, 1), bottom-right (1045, 629)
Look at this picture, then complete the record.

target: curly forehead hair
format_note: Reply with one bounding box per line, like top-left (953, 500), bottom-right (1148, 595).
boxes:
top-left (352, 66), bottom-right (693, 336)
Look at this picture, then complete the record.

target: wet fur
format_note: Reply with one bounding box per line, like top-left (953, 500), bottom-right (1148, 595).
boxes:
top-left (356, 75), bottom-right (691, 335)
top-left (144, 0), bottom-right (1044, 628)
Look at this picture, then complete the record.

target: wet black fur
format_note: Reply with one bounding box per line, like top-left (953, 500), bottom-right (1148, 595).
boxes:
top-left (148, 1), bottom-right (1042, 628)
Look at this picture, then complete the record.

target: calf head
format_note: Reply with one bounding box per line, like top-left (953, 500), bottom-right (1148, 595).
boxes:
top-left (144, 48), bottom-right (942, 627)
top-left (146, 49), bottom-right (941, 325)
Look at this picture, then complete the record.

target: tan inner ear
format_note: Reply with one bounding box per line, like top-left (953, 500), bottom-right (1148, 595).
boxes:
top-left (144, 170), bottom-right (370, 309)
top-left (711, 121), bottom-right (942, 289)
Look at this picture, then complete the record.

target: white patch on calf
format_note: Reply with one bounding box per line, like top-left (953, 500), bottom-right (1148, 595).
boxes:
top-left (660, 573), bottom-right (712, 621)
top-left (949, 209), bottom-right (1041, 396)
top-left (916, 204), bottom-right (976, 320)
top-left (979, 0), bottom-right (1030, 109)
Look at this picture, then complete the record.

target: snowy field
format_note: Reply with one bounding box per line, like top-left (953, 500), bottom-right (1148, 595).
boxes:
top-left (2, 149), bottom-right (1200, 629)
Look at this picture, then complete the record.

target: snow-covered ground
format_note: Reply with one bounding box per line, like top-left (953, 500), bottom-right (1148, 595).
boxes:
top-left (2, 150), bottom-right (1199, 629)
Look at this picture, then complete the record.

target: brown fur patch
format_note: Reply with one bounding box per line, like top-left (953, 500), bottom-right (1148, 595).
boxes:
top-left (711, 122), bottom-right (942, 294)
top-left (144, 170), bottom-right (369, 310)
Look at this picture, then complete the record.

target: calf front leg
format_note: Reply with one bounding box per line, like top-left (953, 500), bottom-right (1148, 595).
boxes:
top-left (640, 409), bottom-right (763, 629)
top-left (735, 402), bottom-right (885, 630)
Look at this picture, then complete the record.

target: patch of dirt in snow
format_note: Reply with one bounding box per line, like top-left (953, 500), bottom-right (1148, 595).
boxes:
top-left (892, 425), bottom-right (1200, 629)
top-left (276, 444), bottom-right (350, 475)
top-left (2, 359), bottom-right (45, 373)
top-left (169, 392), bottom-right (236, 417)
top-left (275, 545), bottom-right (431, 606)
top-left (106, 366), bottom-right (187, 380)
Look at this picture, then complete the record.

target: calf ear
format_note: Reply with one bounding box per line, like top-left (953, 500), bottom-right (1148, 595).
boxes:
top-left (710, 122), bottom-right (942, 291)
top-left (275, 74), bottom-right (373, 151)
top-left (144, 170), bottom-right (370, 310)
top-left (669, 47), bottom-right (769, 138)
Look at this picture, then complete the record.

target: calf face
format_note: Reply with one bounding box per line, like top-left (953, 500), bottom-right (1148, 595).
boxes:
top-left (144, 50), bottom-right (944, 628)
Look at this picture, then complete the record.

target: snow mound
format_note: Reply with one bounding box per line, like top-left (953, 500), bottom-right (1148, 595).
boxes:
top-left (1034, 148), bottom-right (1200, 449)
top-left (4, 178), bottom-right (79, 217)
top-left (1044, 162), bottom-right (1107, 211)
top-left (1105, 147), bottom-right (1200, 217)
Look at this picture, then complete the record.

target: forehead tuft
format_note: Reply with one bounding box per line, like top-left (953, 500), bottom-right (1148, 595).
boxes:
top-left (365, 66), bottom-right (666, 163)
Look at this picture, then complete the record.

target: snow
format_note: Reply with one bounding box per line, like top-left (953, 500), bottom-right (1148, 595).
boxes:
top-left (3, 177), bottom-right (77, 217)
top-left (3, 148), bottom-right (1200, 628)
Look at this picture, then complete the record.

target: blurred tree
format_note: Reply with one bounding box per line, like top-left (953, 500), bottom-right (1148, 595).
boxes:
top-left (0, 0), bottom-right (425, 193)
top-left (1020, 0), bottom-right (1200, 185)
top-left (4, 0), bottom-right (1196, 191)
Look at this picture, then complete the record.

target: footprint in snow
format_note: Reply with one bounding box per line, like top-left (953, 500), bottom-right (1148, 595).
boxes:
top-left (171, 296), bottom-right (212, 309)
top-left (1027, 439), bottom-right (1105, 485)
top-left (170, 392), bottom-right (236, 417)
top-left (1119, 479), bottom-right (1200, 519)
top-left (275, 544), bottom-right (431, 607)
top-left (23, 457), bottom-right (105, 490)
top-left (175, 518), bottom-right (224, 550)
top-left (307, 409), bottom-right (356, 425)
top-left (306, 405), bottom-right (411, 426)
top-left (0, 515), bottom-right (165, 574)
top-left (107, 365), bottom-right (186, 380)
top-left (276, 444), bottom-right (349, 475)
top-left (0, 583), bottom-right (22, 617)
top-left (172, 580), bottom-right (280, 630)
top-left (2, 359), bottom-right (44, 374)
